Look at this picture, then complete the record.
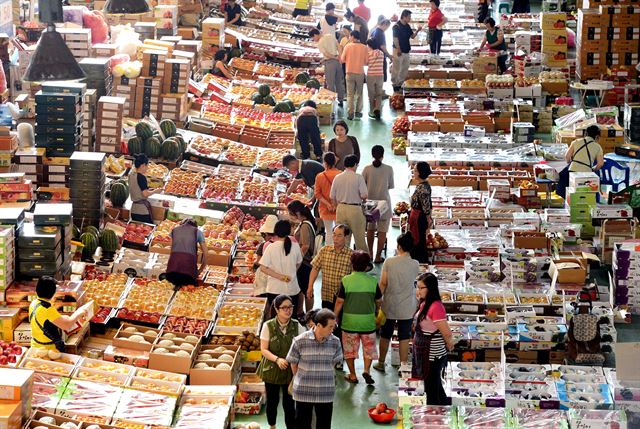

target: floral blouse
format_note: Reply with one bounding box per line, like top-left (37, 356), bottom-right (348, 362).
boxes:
top-left (411, 182), bottom-right (432, 216)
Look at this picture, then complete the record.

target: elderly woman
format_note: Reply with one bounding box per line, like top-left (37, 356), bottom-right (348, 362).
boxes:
top-left (409, 162), bottom-right (432, 263)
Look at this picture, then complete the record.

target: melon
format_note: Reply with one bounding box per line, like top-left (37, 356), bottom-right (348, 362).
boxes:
top-left (80, 232), bottom-right (98, 259)
top-left (273, 101), bottom-right (293, 113)
top-left (135, 122), bottom-right (154, 140)
top-left (124, 327), bottom-right (138, 333)
top-left (110, 181), bottom-right (129, 208)
top-left (82, 226), bottom-right (99, 239)
top-left (158, 339), bottom-right (174, 347)
top-left (127, 137), bottom-right (144, 155)
top-left (198, 353), bottom-right (213, 360)
top-left (145, 137), bottom-right (161, 158)
top-left (162, 333), bottom-right (176, 340)
top-left (305, 78), bottom-right (321, 90)
top-left (161, 139), bottom-right (180, 161)
top-left (251, 92), bottom-right (264, 104)
top-left (159, 119), bottom-right (177, 137)
top-left (263, 94), bottom-right (276, 106)
top-left (295, 72), bottom-right (310, 85)
top-left (174, 134), bottom-right (187, 153)
top-left (184, 335), bottom-right (199, 343)
top-left (99, 229), bottom-right (119, 253)
top-left (258, 83), bottom-right (270, 97)
top-left (282, 99), bottom-right (296, 111)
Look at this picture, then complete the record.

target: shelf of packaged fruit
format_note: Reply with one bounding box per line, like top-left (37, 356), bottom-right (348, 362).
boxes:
top-left (203, 173), bottom-right (279, 216)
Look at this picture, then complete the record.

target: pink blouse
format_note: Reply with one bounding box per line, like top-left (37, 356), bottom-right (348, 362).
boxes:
top-left (416, 301), bottom-right (447, 333)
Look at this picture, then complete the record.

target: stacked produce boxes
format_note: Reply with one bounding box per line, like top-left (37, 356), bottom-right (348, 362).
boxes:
top-left (625, 103), bottom-right (640, 144)
top-left (16, 223), bottom-right (64, 280)
top-left (0, 129), bottom-right (17, 173)
top-left (69, 152), bottom-right (106, 229)
top-left (79, 57), bottom-right (112, 99)
top-left (31, 203), bottom-right (73, 278)
top-left (95, 96), bottom-right (126, 154)
top-left (567, 172), bottom-right (599, 237)
top-left (613, 241), bottom-right (640, 314)
top-left (0, 225), bottom-right (15, 293)
top-left (81, 89), bottom-right (98, 152)
top-left (34, 89), bottom-right (83, 159)
top-left (541, 12), bottom-right (568, 68)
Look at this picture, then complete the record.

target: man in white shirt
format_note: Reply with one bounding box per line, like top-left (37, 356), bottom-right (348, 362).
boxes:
top-left (310, 28), bottom-right (344, 106)
top-left (330, 154), bottom-right (368, 253)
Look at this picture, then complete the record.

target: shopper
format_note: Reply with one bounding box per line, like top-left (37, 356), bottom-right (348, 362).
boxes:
top-left (166, 218), bottom-right (207, 287)
top-left (427, 0), bottom-right (447, 55)
top-left (413, 273), bottom-right (454, 406)
top-left (287, 309), bottom-right (343, 429)
top-left (370, 18), bottom-right (392, 83)
top-left (345, 9), bottom-right (368, 43)
top-left (327, 120), bottom-right (360, 170)
top-left (340, 31), bottom-right (368, 120)
top-left (129, 154), bottom-right (159, 224)
top-left (258, 295), bottom-right (306, 429)
top-left (308, 224), bottom-right (353, 312)
top-left (310, 28), bottom-right (344, 107)
top-left (366, 39), bottom-right (384, 120)
top-left (212, 50), bottom-right (233, 79)
top-left (314, 152), bottom-right (341, 245)
top-left (338, 25), bottom-right (352, 53)
top-left (557, 125), bottom-right (604, 198)
top-left (392, 10), bottom-right (423, 92)
top-left (254, 215), bottom-right (279, 297)
top-left (362, 145), bottom-right (394, 262)
top-left (259, 220), bottom-right (303, 317)
top-left (374, 232), bottom-right (420, 371)
top-left (334, 251), bottom-right (382, 384)
top-left (296, 100), bottom-right (323, 160)
top-left (224, 0), bottom-right (243, 26)
top-left (282, 154), bottom-right (325, 190)
top-left (331, 155), bottom-right (368, 253)
top-left (353, 0), bottom-right (371, 22)
top-left (293, 0), bottom-right (312, 17)
top-left (288, 200), bottom-right (317, 318)
top-left (409, 161), bottom-right (433, 264)
top-left (29, 276), bottom-right (91, 351)
top-left (479, 18), bottom-right (508, 74)
top-left (318, 2), bottom-right (338, 37)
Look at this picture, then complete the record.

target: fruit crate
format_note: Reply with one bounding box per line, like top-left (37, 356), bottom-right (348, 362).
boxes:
top-left (212, 123), bottom-right (242, 142)
top-left (89, 306), bottom-right (118, 335)
top-left (240, 125), bottom-right (269, 148)
top-left (122, 221), bottom-right (156, 251)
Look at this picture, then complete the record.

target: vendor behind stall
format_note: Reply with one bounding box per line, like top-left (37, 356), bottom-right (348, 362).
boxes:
top-left (556, 125), bottom-right (604, 198)
top-left (129, 154), bottom-right (160, 224)
top-left (166, 218), bottom-right (208, 287)
top-left (479, 18), bottom-right (508, 74)
top-left (29, 276), bottom-right (92, 352)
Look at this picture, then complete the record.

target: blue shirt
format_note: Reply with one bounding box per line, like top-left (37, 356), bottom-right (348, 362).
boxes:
top-left (370, 27), bottom-right (386, 51)
top-left (286, 329), bottom-right (343, 403)
top-left (393, 22), bottom-right (414, 53)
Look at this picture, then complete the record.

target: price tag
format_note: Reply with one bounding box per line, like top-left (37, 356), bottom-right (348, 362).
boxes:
top-left (534, 306), bottom-right (544, 314)
top-left (460, 305), bottom-right (479, 313)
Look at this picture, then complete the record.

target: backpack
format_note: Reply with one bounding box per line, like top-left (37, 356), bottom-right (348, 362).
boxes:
top-left (567, 289), bottom-right (605, 366)
top-left (303, 220), bottom-right (323, 260)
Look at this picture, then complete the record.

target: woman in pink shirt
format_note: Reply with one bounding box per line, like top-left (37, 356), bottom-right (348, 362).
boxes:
top-left (412, 273), bottom-right (453, 405)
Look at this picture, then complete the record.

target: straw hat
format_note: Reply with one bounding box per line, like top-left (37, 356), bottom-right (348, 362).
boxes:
top-left (259, 215), bottom-right (279, 234)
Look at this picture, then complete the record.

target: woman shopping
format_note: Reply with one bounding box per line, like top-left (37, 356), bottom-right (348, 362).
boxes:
top-left (258, 294), bottom-right (306, 429)
top-left (259, 220), bottom-right (303, 317)
top-left (287, 200), bottom-right (318, 318)
top-left (413, 273), bottom-right (454, 406)
top-left (409, 162), bottom-right (433, 264)
top-left (128, 154), bottom-right (160, 224)
top-left (328, 120), bottom-right (360, 170)
top-left (427, 0), bottom-right (447, 55)
top-left (314, 152), bottom-right (341, 245)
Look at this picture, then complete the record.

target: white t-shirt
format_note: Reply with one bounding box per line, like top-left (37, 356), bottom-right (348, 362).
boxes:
top-left (259, 240), bottom-right (303, 296)
top-left (318, 34), bottom-right (339, 59)
top-left (260, 320), bottom-right (306, 341)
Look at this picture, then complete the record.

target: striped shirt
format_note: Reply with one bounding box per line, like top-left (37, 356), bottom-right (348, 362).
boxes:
top-left (286, 330), bottom-right (343, 403)
top-left (367, 48), bottom-right (384, 76)
top-left (417, 301), bottom-right (448, 361)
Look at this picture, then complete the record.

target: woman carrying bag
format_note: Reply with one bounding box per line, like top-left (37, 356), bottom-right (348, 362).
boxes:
top-left (258, 294), bottom-right (306, 429)
top-left (557, 125), bottom-right (604, 198)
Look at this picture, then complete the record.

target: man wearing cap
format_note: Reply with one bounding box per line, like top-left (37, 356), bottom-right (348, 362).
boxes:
top-left (254, 215), bottom-right (279, 297)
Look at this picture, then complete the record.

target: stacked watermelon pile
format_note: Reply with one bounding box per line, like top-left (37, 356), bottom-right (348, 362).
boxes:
top-left (127, 119), bottom-right (186, 162)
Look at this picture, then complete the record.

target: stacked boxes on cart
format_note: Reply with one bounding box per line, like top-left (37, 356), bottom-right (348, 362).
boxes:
top-left (567, 172), bottom-right (599, 237)
top-left (69, 152), bottom-right (106, 229)
top-left (577, 4), bottom-right (640, 80)
top-left (613, 240), bottom-right (640, 314)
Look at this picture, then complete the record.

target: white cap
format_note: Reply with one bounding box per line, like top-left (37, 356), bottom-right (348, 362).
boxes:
top-left (259, 215), bottom-right (279, 234)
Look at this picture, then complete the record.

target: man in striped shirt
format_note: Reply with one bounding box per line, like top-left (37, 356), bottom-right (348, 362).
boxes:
top-left (366, 38), bottom-right (384, 120)
top-left (287, 309), bottom-right (343, 429)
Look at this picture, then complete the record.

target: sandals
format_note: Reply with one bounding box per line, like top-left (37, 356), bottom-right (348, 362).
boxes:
top-left (374, 258), bottom-right (385, 264)
top-left (362, 372), bottom-right (375, 385)
top-left (344, 374), bottom-right (358, 384)
top-left (373, 362), bottom-right (385, 372)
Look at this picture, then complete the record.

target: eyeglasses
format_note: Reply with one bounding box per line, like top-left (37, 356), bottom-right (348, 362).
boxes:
top-left (278, 306), bottom-right (293, 311)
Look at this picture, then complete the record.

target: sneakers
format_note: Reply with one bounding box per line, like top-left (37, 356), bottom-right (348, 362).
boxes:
top-left (337, 101), bottom-right (344, 108)
top-left (374, 110), bottom-right (381, 120)
top-left (347, 113), bottom-right (354, 120)
top-left (373, 362), bottom-right (385, 372)
top-left (368, 112), bottom-right (377, 120)
top-left (355, 112), bottom-right (363, 118)
top-left (335, 362), bottom-right (344, 371)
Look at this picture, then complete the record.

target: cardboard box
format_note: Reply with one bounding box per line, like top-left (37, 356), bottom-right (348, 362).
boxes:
top-left (549, 257), bottom-right (587, 284)
top-left (513, 231), bottom-right (549, 249)
top-left (0, 402), bottom-right (20, 429)
top-left (541, 12), bottom-right (567, 30)
top-left (189, 345), bottom-right (241, 385)
top-left (0, 368), bottom-right (33, 421)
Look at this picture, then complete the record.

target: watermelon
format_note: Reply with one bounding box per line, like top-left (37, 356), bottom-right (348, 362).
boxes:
top-left (145, 137), bottom-right (161, 158)
top-left (295, 72), bottom-right (310, 85)
top-left (110, 181), bottom-right (129, 207)
top-left (273, 101), bottom-right (293, 113)
top-left (251, 92), bottom-right (264, 104)
top-left (161, 139), bottom-right (181, 161)
top-left (80, 232), bottom-right (98, 259)
top-left (282, 99), bottom-right (296, 111)
top-left (82, 226), bottom-right (99, 239)
top-left (128, 137), bottom-right (144, 155)
top-left (258, 84), bottom-right (271, 97)
top-left (135, 122), bottom-right (154, 140)
top-left (160, 119), bottom-right (177, 137)
top-left (174, 134), bottom-right (187, 153)
top-left (100, 229), bottom-right (119, 253)
top-left (305, 78), bottom-right (321, 90)
top-left (263, 95), bottom-right (276, 106)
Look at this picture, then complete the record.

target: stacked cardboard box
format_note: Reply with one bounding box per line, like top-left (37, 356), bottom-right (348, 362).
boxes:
top-left (0, 368), bottom-right (33, 423)
top-left (31, 203), bottom-right (73, 278)
top-left (112, 76), bottom-right (137, 118)
top-left (43, 157), bottom-right (70, 189)
top-left (16, 222), bottom-right (65, 279)
top-left (142, 49), bottom-right (168, 78)
top-left (93, 43), bottom-right (118, 57)
top-left (135, 21), bottom-right (157, 40)
top-left (13, 148), bottom-right (44, 188)
top-left (155, 5), bottom-right (178, 37)
top-left (577, 7), bottom-right (640, 80)
top-left (541, 13), bottom-right (568, 68)
top-left (0, 226), bottom-right (15, 294)
top-left (81, 89), bottom-right (98, 151)
top-left (0, 173), bottom-right (32, 210)
top-left (613, 241), bottom-right (640, 314)
top-left (57, 28), bottom-right (92, 59)
top-left (34, 90), bottom-right (82, 159)
top-left (567, 172), bottom-right (599, 237)
top-left (163, 58), bottom-right (189, 94)
top-left (95, 96), bottom-right (126, 154)
top-left (515, 31), bottom-right (542, 53)
top-left (79, 57), bottom-right (113, 99)
top-left (176, 40), bottom-right (202, 71)
top-left (472, 53), bottom-right (498, 79)
top-left (0, 129), bottom-right (18, 173)
top-left (160, 93), bottom-right (188, 122)
top-left (69, 152), bottom-right (105, 229)
top-left (201, 17), bottom-right (225, 56)
top-left (625, 103), bottom-right (640, 144)
top-left (135, 77), bottom-right (161, 118)
top-left (512, 122), bottom-right (536, 144)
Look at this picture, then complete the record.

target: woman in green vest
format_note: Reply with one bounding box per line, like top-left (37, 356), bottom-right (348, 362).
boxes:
top-left (479, 17), bottom-right (508, 74)
top-left (258, 294), bottom-right (305, 429)
top-left (334, 251), bottom-right (382, 384)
